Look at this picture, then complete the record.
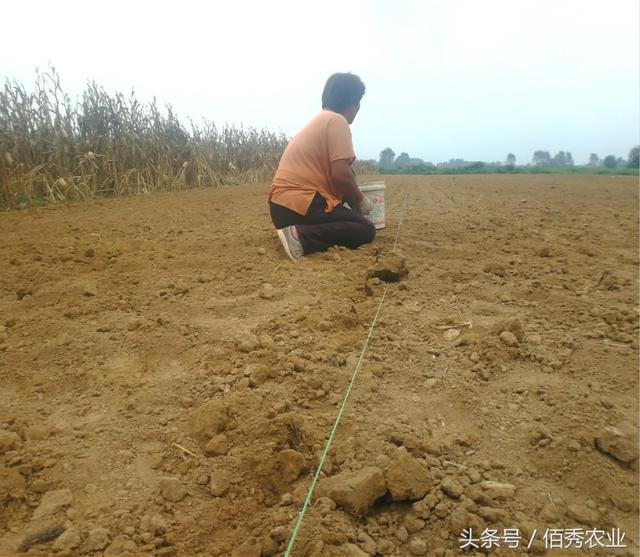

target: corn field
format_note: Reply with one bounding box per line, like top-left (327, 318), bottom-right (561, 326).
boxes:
top-left (0, 67), bottom-right (290, 208)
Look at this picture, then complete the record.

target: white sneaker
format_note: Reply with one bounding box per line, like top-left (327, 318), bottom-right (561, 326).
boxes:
top-left (276, 226), bottom-right (304, 261)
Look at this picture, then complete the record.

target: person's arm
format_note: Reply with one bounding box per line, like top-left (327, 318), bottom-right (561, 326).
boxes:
top-left (330, 159), bottom-right (364, 208)
top-left (327, 117), bottom-right (371, 214)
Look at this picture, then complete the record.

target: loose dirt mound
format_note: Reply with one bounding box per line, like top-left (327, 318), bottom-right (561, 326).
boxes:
top-left (0, 175), bottom-right (638, 556)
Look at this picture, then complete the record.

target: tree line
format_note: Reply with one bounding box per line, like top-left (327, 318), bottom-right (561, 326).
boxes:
top-left (376, 146), bottom-right (640, 170)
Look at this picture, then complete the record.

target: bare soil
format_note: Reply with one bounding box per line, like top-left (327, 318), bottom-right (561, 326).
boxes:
top-left (0, 174), bottom-right (638, 557)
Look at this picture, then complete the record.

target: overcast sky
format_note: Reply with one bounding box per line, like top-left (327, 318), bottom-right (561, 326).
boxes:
top-left (1, 0), bottom-right (638, 165)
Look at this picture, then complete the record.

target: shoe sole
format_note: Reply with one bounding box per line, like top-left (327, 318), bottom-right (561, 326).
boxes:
top-left (276, 228), bottom-right (296, 260)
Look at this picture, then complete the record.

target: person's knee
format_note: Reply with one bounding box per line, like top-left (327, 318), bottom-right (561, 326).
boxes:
top-left (365, 220), bottom-right (377, 243)
top-left (356, 220), bottom-right (376, 246)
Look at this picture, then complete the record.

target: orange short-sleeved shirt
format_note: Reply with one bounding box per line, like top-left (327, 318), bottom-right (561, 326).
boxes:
top-left (269, 110), bottom-right (355, 215)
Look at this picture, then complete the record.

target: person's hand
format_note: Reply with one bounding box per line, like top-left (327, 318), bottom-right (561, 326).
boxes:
top-left (353, 196), bottom-right (372, 216)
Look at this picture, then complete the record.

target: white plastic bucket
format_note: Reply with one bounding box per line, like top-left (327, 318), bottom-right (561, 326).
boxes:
top-left (360, 181), bottom-right (386, 229)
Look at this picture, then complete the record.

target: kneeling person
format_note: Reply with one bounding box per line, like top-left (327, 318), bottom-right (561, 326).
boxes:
top-left (269, 72), bottom-right (375, 261)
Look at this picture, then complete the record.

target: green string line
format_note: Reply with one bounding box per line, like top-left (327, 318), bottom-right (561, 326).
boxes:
top-left (283, 285), bottom-right (389, 557)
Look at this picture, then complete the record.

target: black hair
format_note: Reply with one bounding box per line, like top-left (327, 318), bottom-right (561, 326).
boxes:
top-left (321, 73), bottom-right (365, 112)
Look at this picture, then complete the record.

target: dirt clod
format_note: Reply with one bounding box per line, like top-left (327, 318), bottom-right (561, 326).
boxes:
top-left (85, 527), bottom-right (111, 552)
top-left (160, 477), bottom-right (186, 502)
top-left (52, 526), bottom-right (81, 552)
top-left (442, 329), bottom-right (460, 341)
top-left (238, 333), bottom-right (260, 352)
top-left (479, 481), bottom-right (516, 500)
top-left (190, 399), bottom-right (228, 447)
top-left (140, 514), bottom-right (168, 535)
top-left (316, 467), bottom-right (386, 514)
top-left (275, 449), bottom-right (306, 484)
top-left (0, 430), bottom-right (21, 454)
top-left (499, 330), bottom-right (519, 346)
top-left (247, 364), bottom-right (277, 387)
top-left (385, 453), bottom-right (433, 501)
top-left (126, 317), bottom-right (142, 331)
top-left (594, 423), bottom-right (639, 467)
top-left (483, 262), bottom-right (507, 277)
top-left (104, 534), bottom-right (137, 556)
top-left (492, 318), bottom-right (524, 341)
top-left (440, 476), bottom-right (464, 499)
top-left (209, 472), bottom-right (231, 497)
top-left (82, 283), bottom-right (97, 297)
top-left (409, 538), bottom-right (428, 556)
top-left (260, 283), bottom-right (275, 299)
top-left (32, 488), bottom-right (73, 519)
top-left (204, 434), bottom-right (229, 457)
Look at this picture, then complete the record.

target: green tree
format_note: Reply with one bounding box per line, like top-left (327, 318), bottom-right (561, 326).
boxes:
top-left (506, 153), bottom-right (516, 166)
top-left (628, 146), bottom-right (639, 168)
top-left (603, 155), bottom-right (616, 169)
top-left (553, 151), bottom-right (567, 167)
top-left (532, 151), bottom-right (552, 166)
top-left (566, 152), bottom-right (574, 167)
top-left (379, 148), bottom-right (395, 168)
top-left (588, 153), bottom-right (599, 167)
top-left (394, 152), bottom-right (411, 168)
